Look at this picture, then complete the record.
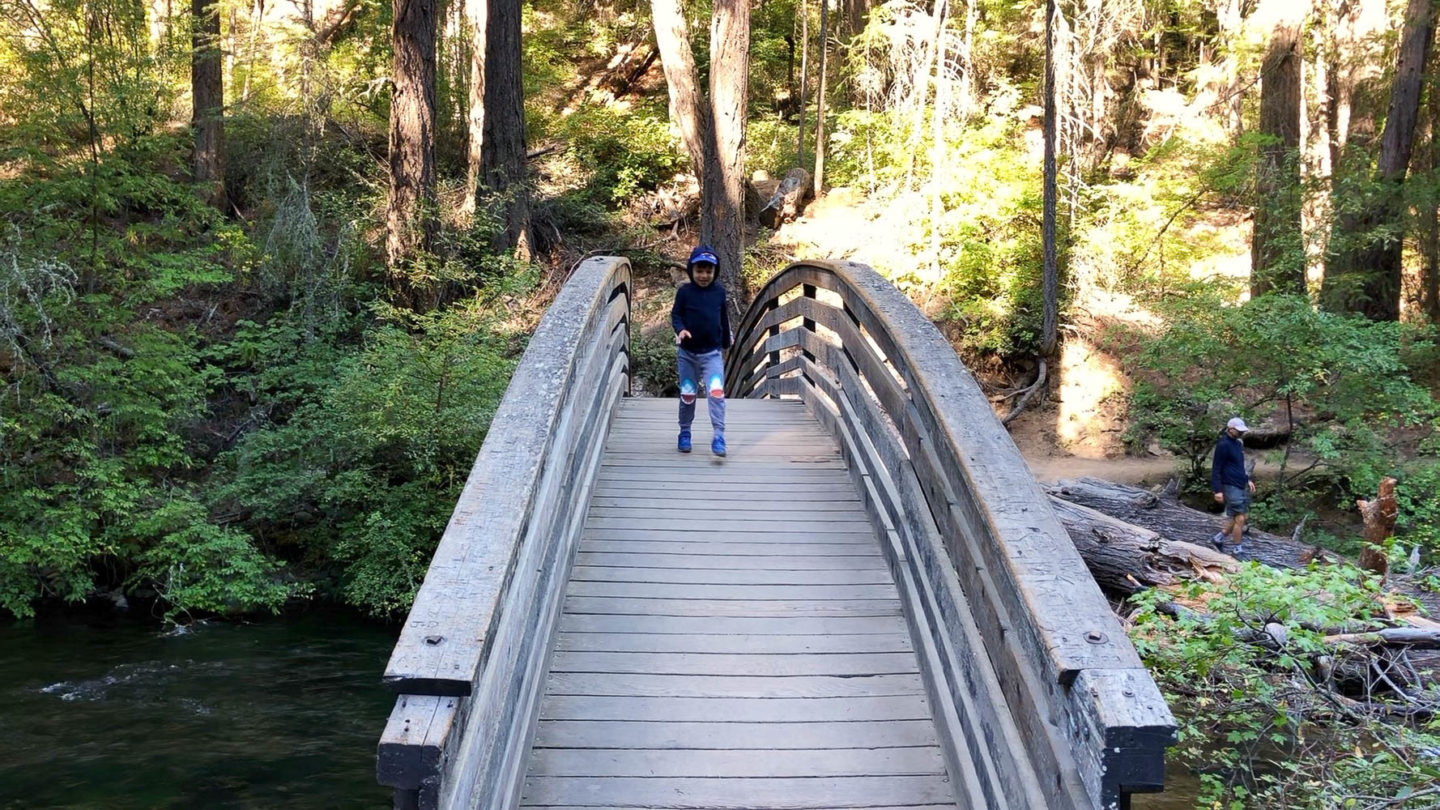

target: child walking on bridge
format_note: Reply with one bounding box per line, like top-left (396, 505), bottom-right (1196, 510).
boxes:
top-left (671, 244), bottom-right (732, 457)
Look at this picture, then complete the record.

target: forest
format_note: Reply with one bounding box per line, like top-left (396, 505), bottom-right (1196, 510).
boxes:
top-left (3, 0), bottom-right (1440, 805)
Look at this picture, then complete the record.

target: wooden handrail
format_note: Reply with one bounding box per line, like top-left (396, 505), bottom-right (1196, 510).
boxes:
top-left (726, 260), bottom-right (1176, 810)
top-left (376, 257), bottom-right (631, 810)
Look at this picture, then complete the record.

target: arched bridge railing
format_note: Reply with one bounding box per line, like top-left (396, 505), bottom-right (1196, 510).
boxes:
top-left (377, 257), bottom-right (631, 810)
top-left (726, 260), bottom-right (1176, 809)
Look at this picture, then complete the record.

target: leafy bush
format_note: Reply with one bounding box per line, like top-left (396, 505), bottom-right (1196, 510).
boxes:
top-left (1124, 293), bottom-right (1439, 516)
top-left (556, 104), bottom-right (688, 203)
top-left (213, 305), bottom-right (517, 615)
top-left (1130, 564), bottom-right (1440, 807)
top-left (630, 323), bottom-right (679, 397)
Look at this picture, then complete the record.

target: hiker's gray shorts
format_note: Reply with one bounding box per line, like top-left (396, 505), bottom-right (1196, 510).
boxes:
top-left (1222, 485), bottom-right (1249, 517)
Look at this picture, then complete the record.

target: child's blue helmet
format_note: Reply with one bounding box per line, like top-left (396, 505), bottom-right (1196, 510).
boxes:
top-left (688, 245), bottom-right (719, 271)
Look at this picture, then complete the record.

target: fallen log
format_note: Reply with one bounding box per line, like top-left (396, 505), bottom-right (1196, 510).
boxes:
top-left (758, 168), bottom-right (812, 229)
top-left (1044, 477), bottom-right (1341, 569)
top-left (1324, 628), bottom-right (1440, 649)
top-left (1045, 495), bottom-right (1237, 593)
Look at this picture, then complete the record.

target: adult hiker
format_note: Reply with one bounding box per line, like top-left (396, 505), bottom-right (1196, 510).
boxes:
top-left (1211, 416), bottom-right (1255, 551)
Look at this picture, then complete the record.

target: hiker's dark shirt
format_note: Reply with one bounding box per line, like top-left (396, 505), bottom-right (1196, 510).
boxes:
top-left (1211, 432), bottom-right (1248, 491)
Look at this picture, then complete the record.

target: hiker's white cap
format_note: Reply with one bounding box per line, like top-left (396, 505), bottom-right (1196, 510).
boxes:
top-left (1226, 417), bottom-right (1249, 433)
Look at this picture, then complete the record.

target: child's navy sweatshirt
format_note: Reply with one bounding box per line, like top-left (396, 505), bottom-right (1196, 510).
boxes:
top-left (671, 282), bottom-right (732, 354)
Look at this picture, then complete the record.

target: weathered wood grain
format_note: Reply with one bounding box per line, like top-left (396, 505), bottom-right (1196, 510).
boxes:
top-left (565, 581), bottom-right (899, 600)
top-left (537, 694), bottom-right (935, 723)
top-left (544, 672), bottom-right (927, 698)
top-left (576, 540), bottom-right (883, 557)
top-left (548, 651), bottom-right (920, 677)
top-left (519, 775), bottom-right (957, 808)
top-left (567, 565), bottom-right (893, 585)
top-left (528, 746), bottom-right (947, 777)
top-left (562, 596), bottom-right (902, 618)
top-left (571, 551), bottom-right (889, 571)
top-left (552, 632), bottom-right (913, 654)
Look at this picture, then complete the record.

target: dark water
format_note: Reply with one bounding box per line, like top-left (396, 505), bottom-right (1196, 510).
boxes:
top-left (0, 609), bottom-right (398, 810)
top-left (1133, 768), bottom-right (1203, 809)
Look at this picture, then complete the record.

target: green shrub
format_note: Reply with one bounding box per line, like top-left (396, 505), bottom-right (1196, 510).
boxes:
top-left (1130, 564), bottom-right (1440, 807)
top-left (556, 104), bottom-right (688, 203)
top-left (214, 304), bottom-right (516, 615)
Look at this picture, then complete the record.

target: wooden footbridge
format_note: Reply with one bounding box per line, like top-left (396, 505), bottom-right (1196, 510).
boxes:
top-left (376, 257), bottom-right (1176, 810)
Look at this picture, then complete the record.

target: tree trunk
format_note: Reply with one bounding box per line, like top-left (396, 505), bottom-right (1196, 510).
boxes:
top-left (1427, 70), bottom-right (1440, 322)
top-left (813, 0), bottom-right (829, 197)
top-left (652, 0), bottom-right (709, 180)
top-left (1304, 7), bottom-right (1331, 290)
top-left (842, 0), bottom-right (867, 39)
top-left (462, 0), bottom-right (487, 215)
top-left (957, 0), bottom-right (974, 118)
top-left (796, 0), bottom-right (807, 167)
top-left (927, 5), bottom-right (947, 282)
top-left (705, 0), bottom-right (749, 317)
top-left (387, 0), bottom-right (438, 307)
top-left (1040, 0), bottom-right (1057, 358)
top-left (1047, 496), bottom-right (1238, 594)
top-left (480, 0), bottom-right (530, 257)
top-left (1042, 477), bottom-right (1341, 570)
top-left (191, 0), bottom-right (226, 210)
top-left (240, 0), bottom-right (265, 103)
top-left (1218, 0), bottom-right (1244, 140)
top-left (1252, 10), bottom-right (1303, 297)
top-left (1323, 0), bottom-right (1436, 319)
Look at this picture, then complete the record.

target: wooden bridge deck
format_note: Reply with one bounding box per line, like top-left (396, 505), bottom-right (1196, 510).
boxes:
top-left (519, 397), bottom-right (958, 809)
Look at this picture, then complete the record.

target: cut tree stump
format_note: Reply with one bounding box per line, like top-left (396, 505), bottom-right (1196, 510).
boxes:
top-left (758, 168), bottom-right (812, 229)
top-left (1356, 477), bottom-right (1398, 582)
top-left (1043, 477), bottom-right (1340, 569)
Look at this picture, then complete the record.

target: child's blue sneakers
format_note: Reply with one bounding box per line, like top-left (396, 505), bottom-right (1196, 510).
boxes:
top-left (677, 429), bottom-right (692, 453)
top-left (711, 435), bottom-right (726, 457)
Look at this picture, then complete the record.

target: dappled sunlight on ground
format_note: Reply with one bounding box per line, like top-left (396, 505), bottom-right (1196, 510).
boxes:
top-left (768, 186), bottom-right (930, 280)
top-left (1056, 336), bottom-right (1128, 457)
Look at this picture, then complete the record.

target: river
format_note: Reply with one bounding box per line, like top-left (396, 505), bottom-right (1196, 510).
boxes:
top-left (1, 606), bottom-right (1204, 809)
top-left (0, 608), bottom-right (396, 809)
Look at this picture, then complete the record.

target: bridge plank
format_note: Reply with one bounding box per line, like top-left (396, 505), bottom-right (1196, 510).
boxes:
top-left (557, 614), bottom-right (905, 635)
top-left (562, 596), bottom-right (901, 618)
top-left (584, 505), bottom-right (866, 520)
top-left (549, 651), bottom-right (919, 677)
top-left (590, 483), bottom-right (860, 498)
top-left (519, 775), bottom-right (956, 808)
top-left (582, 528), bottom-right (877, 544)
top-left (572, 552), bottom-right (888, 571)
top-left (565, 581), bottom-right (898, 600)
top-left (586, 496), bottom-right (859, 509)
top-left (537, 694), bottom-right (934, 723)
top-left (544, 672), bottom-right (926, 698)
top-left (532, 720), bottom-right (940, 750)
top-left (527, 747), bottom-right (947, 778)
top-left (577, 540), bottom-right (882, 557)
top-left (583, 516), bottom-right (867, 531)
top-left (528, 806), bottom-right (957, 810)
top-left (553, 632), bottom-right (913, 654)
top-left (568, 565), bottom-right (893, 585)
